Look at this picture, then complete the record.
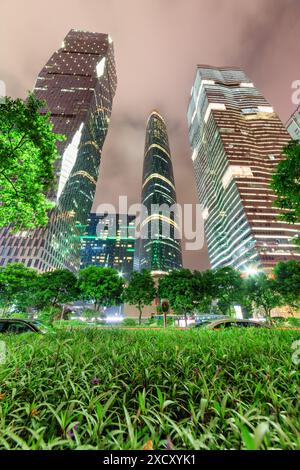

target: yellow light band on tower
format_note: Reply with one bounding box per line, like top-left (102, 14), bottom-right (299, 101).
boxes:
top-left (144, 144), bottom-right (171, 159)
top-left (141, 214), bottom-right (180, 231)
top-left (142, 173), bottom-right (175, 191)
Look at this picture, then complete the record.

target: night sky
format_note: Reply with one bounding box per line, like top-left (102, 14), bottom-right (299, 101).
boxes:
top-left (1, 0), bottom-right (299, 270)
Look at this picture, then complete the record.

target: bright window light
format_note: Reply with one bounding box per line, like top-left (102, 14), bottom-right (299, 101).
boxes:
top-left (96, 57), bottom-right (106, 77)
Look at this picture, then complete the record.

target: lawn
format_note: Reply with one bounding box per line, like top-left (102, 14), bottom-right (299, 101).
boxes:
top-left (0, 328), bottom-right (299, 450)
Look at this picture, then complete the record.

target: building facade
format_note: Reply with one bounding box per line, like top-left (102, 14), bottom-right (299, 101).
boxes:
top-left (187, 65), bottom-right (300, 272)
top-left (0, 29), bottom-right (117, 272)
top-left (286, 105), bottom-right (300, 140)
top-left (139, 111), bottom-right (182, 273)
top-left (80, 213), bottom-right (136, 278)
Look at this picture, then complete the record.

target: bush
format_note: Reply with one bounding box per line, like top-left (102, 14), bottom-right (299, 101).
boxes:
top-left (287, 317), bottom-right (300, 327)
top-left (122, 318), bottom-right (136, 327)
top-left (0, 328), bottom-right (299, 450)
top-left (37, 307), bottom-right (60, 325)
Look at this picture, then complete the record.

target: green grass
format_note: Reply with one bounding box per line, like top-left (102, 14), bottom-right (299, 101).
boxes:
top-left (0, 329), bottom-right (299, 450)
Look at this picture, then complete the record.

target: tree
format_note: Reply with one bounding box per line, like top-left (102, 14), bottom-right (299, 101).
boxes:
top-left (271, 140), bottom-right (300, 248)
top-left (273, 261), bottom-right (300, 309)
top-left (244, 273), bottom-right (282, 324)
top-left (0, 94), bottom-right (64, 231)
top-left (211, 267), bottom-right (246, 316)
top-left (158, 269), bottom-right (196, 326)
top-left (0, 263), bottom-right (37, 314)
top-left (271, 140), bottom-right (300, 223)
top-left (123, 270), bottom-right (156, 325)
top-left (78, 266), bottom-right (124, 313)
top-left (193, 269), bottom-right (215, 314)
top-left (31, 269), bottom-right (79, 319)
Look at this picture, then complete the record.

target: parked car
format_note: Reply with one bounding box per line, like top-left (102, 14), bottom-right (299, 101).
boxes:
top-left (196, 318), bottom-right (270, 330)
top-left (0, 319), bottom-right (50, 335)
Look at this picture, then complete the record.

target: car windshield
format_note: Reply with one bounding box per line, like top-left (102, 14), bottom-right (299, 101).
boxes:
top-left (196, 320), bottom-right (213, 327)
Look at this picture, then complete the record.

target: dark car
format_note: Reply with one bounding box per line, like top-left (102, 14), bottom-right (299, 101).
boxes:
top-left (0, 319), bottom-right (49, 335)
top-left (196, 318), bottom-right (269, 330)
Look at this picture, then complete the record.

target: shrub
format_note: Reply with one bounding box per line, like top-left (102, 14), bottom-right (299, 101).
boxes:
top-left (122, 318), bottom-right (136, 327)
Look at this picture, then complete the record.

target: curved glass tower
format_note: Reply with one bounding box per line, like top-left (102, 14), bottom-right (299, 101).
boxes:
top-left (140, 111), bottom-right (182, 273)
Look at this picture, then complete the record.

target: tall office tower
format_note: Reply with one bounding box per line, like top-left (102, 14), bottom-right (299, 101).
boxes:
top-left (287, 105), bottom-right (300, 139)
top-left (0, 29), bottom-right (117, 272)
top-left (139, 111), bottom-right (183, 273)
top-left (187, 65), bottom-right (300, 272)
top-left (80, 213), bottom-right (136, 278)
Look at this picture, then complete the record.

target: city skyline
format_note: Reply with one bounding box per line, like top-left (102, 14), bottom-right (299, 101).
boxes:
top-left (1, 0), bottom-right (300, 270)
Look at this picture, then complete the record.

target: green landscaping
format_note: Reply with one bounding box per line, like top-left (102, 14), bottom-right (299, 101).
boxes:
top-left (0, 328), bottom-right (299, 450)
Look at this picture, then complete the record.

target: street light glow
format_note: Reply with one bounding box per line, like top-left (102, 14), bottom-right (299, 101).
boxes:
top-left (244, 266), bottom-right (259, 276)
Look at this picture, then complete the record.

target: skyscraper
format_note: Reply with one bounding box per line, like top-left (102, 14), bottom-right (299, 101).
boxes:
top-left (80, 213), bottom-right (136, 278)
top-left (187, 65), bottom-right (300, 272)
top-left (0, 29), bottom-right (117, 272)
top-left (287, 105), bottom-right (300, 140)
top-left (139, 111), bottom-right (182, 273)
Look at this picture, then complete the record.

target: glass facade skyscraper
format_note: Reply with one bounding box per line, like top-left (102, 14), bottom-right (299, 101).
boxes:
top-left (80, 213), bottom-right (136, 278)
top-left (188, 65), bottom-right (300, 272)
top-left (139, 111), bottom-right (182, 273)
top-left (0, 30), bottom-right (117, 272)
top-left (287, 105), bottom-right (300, 140)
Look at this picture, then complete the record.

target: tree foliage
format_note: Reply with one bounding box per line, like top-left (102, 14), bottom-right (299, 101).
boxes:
top-left (78, 266), bottom-right (124, 312)
top-left (31, 269), bottom-right (79, 311)
top-left (0, 263), bottom-right (37, 313)
top-left (244, 273), bottom-right (282, 323)
top-left (158, 267), bottom-right (245, 318)
top-left (273, 261), bottom-right (300, 308)
top-left (271, 140), bottom-right (300, 224)
top-left (0, 94), bottom-right (64, 230)
top-left (123, 270), bottom-right (156, 325)
top-left (211, 267), bottom-right (245, 315)
top-left (158, 269), bottom-right (197, 324)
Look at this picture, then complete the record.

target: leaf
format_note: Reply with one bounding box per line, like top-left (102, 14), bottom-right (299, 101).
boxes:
top-left (241, 425), bottom-right (256, 450)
